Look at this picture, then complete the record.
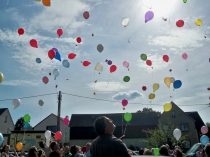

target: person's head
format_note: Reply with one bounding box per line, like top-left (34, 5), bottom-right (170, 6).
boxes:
top-left (38, 141), bottom-right (45, 149)
top-left (174, 146), bottom-right (180, 150)
top-left (86, 143), bottom-right (91, 151)
top-left (173, 149), bottom-right (183, 157)
top-left (139, 148), bottom-right (144, 155)
top-left (38, 149), bottom-right (45, 157)
top-left (50, 142), bottom-right (58, 151)
top-left (28, 146), bottom-right (38, 157)
top-left (70, 145), bottom-right (79, 156)
top-left (165, 144), bottom-right (170, 150)
top-left (64, 146), bottom-right (70, 154)
top-left (143, 149), bottom-right (153, 155)
top-left (159, 145), bottom-right (169, 156)
top-left (1, 145), bottom-right (10, 153)
top-left (204, 143), bottom-right (210, 157)
top-left (20, 151), bottom-right (25, 156)
top-left (93, 116), bottom-right (116, 135)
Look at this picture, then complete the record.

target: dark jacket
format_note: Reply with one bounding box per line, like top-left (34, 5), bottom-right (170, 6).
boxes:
top-left (90, 133), bottom-right (131, 157)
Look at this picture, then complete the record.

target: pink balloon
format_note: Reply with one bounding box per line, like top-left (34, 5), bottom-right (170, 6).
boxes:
top-left (63, 116), bottom-right (70, 125)
top-left (42, 76), bottom-right (49, 84)
top-left (123, 61), bottom-right (129, 68)
top-left (201, 126), bottom-right (208, 134)
top-left (122, 99), bottom-right (128, 107)
top-left (182, 53), bottom-right (188, 60)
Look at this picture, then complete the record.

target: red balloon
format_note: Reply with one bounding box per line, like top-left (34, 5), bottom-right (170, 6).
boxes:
top-left (42, 76), bottom-right (49, 84)
top-left (176, 20), bottom-right (184, 27)
top-left (68, 53), bottom-right (76, 59)
top-left (76, 37), bottom-right (82, 43)
top-left (142, 86), bottom-right (147, 91)
top-left (163, 55), bottom-right (169, 62)
top-left (55, 131), bottom-right (62, 141)
top-left (18, 28), bottom-right (24, 35)
top-left (48, 50), bottom-right (56, 60)
top-left (110, 65), bottom-right (117, 73)
top-left (146, 60), bottom-right (152, 66)
top-left (57, 29), bottom-right (63, 37)
top-left (30, 39), bottom-right (38, 48)
top-left (83, 61), bottom-right (91, 66)
top-left (83, 11), bottom-right (90, 19)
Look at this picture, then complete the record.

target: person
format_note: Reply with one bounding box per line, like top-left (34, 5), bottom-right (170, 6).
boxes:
top-left (28, 146), bottom-right (39, 157)
top-left (143, 149), bottom-right (153, 155)
top-left (159, 145), bottom-right (169, 156)
top-left (1, 145), bottom-right (18, 157)
top-left (166, 144), bottom-right (173, 155)
top-left (63, 146), bottom-right (72, 157)
top-left (173, 148), bottom-right (183, 157)
top-left (83, 143), bottom-right (91, 157)
top-left (38, 150), bottom-right (46, 157)
top-left (204, 143), bottom-right (210, 157)
top-left (38, 141), bottom-right (51, 157)
top-left (70, 145), bottom-right (83, 157)
top-left (90, 116), bottom-right (131, 157)
top-left (49, 142), bottom-right (59, 157)
top-left (139, 148), bottom-right (144, 155)
top-left (196, 145), bottom-right (203, 157)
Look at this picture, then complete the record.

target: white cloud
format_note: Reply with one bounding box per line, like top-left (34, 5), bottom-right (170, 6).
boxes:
top-left (112, 90), bottom-right (143, 101)
top-left (2, 80), bottom-right (40, 86)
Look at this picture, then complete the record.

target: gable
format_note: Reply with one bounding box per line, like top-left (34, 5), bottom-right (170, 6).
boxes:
top-left (0, 108), bottom-right (14, 126)
top-left (185, 112), bottom-right (205, 129)
top-left (0, 108), bottom-right (7, 116)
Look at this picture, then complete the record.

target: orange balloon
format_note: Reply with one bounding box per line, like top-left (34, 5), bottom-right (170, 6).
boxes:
top-left (16, 142), bottom-right (23, 151)
top-left (42, 0), bottom-right (50, 6)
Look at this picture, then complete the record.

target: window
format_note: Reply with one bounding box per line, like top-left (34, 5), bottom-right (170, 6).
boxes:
top-left (171, 111), bottom-right (176, 118)
top-left (185, 140), bottom-right (191, 148)
top-left (162, 124), bottom-right (169, 130)
top-left (180, 123), bottom-right (189, 131)
top-left (4, 116), bottom-right (7, 123)
top-left (47, 126), bottom-right (57, 132)
top-left (36, 135), bottom-right (41, 139)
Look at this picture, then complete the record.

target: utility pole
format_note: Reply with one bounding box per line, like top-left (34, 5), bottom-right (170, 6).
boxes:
top-left (57, 91), bottom-right (62, 132)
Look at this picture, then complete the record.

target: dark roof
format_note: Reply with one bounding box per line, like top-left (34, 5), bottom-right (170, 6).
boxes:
top-left (11, 131), bottom-right (45, 133)
top-left (69, 112), bottom-right (160, 127)
top-left (0, 108), bottom-right (7, 115)
top-left (185, 111), bottom-right (205, 129)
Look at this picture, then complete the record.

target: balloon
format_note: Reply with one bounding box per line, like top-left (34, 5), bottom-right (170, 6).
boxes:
top-left (42, 76), bottom-right (49, 84)
top-left (97, 44), bottom-right (104, 53)
top-left (63, 116), bottom-right (70, 125)
top-left (83, 11), bottom-right (90, 19)
top-left (154, 148), bottom-right (159, 156)
top-left (173, 80), bottom-right (182, 89)
top-left (173, 128), bottom-right (182, 140)
top-left (62, 60), bottom-right (70, 68)
top-left (0, 133), bottom-right (3, 145)
top-left (35, 0), bottom-right (41, 2)
top-left (23, 122), bottom-right (30, 129)
top-left (164, 77), bottom-right (171, 88)
top-left (176, 20), bottom-right (184, 27)
top-left (52, 48), bottom-right (58, 52)
top-left (142, 86), bottom-right (147, 91)
top-left (145, 11), bottom-right (154, 23)
top-left (55, 131), bottom-right (62, 141)
top-left (153, 83), bottom-right (159, 92)
top-left (149, 93), bottom-right (155, 99)
top-left (182, 53), bottom-right (188, 60)
top-left (54, 52), bottom-right (61, 61)
top-left (24, 114), bottom-right (31, 122)
top-left (38, 99), bottom-right (44, 106)
top-left (42, 0), bottom-right (50, 6)
top-left (107, 60), bottom-right (112, 65)
top-left (170, 77), bottom-right (175, 83)
top-left (53, 69), bottom-right (59, 78)
top-left (183, 0), bottom-right (187, 3)
top-left (163, 55), bottom-right (169, 62)
top-left (200, 135), bottom-right (209, 146)
top-left (124, 112), bottom-right (132, 122)
top-left (76, 37), bottom-right (82, 43)
top-left (83, 61), bottom-right (91, 67)
top-left (123, 76), bottom-right (130, 82)
top-left (122, 17), bottom-right (130, 27)
top-left (95, 63), bottom-right (103, 71)
top-left (201, 126), bottom-right (209, 134)
top-left (140, 54), bottom-right (147, 61)
top-left (122, 99), bottom-right (128, 107)
top-left (164, 102), bottom-right (172, 112)
top-left (36, 58), bottom-right (41, 64)
top-left (12, 98), bottom-right (21, 109)
top-left (196, 19), bottom-right (202, 26)
top-left (110, 65), bottom-right (117, 73)
top-left (18, 28), bottom-right (24, 35)
top-left (146, 60), bottom-right (152, 66)
top-left (48, 50), bottom-right (56, 60)
top-left (30, 39), bottom-right (38, 48)
top-left (123, 61), bottom-right (129, 68)
top-left (45, 130), bottom-right (51, 139)
top-left (57, 29), bottom-right (63, 37)
top-left (16, 142), bottom-right (23, 151)
top-left (68, 53), bottom-right (76, 59)
top-left (0, 72), bottom-right (4, 83)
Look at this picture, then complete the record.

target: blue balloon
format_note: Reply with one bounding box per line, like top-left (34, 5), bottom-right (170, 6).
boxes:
top-left (0, 133), bottom-right (4, 145)
top-left (36, 58), bottom-right (41, 64)
top-left (62, 60), bottom-right (70, 68)
top-left (173, 80), bottom-right (182, 89)
top-left (200, 135), bottom-right (209, 146)
top-left (55, 52), bottom-right (61, 61)
top-left (24, 122), bottom-right (30, 129)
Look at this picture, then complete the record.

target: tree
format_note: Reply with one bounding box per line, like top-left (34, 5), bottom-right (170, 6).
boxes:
top-left (14, 117), bottom-right (24, 131)
top-left (205, 122), bottom-right (210, 137)
top-left (136, 107), bottom-right (161, 116)
top-left (142, 121), bottom-right (188, 150)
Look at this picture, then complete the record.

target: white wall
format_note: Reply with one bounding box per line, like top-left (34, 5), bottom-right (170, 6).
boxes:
top-left (0, 109), bottom-right (14, 134)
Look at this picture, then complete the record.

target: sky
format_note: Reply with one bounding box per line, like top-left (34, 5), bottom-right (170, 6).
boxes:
top-left (0, 0), bottom-right (210, 128)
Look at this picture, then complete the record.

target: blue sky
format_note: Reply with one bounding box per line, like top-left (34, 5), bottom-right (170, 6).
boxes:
top-left (0, 0), bottom-right (210, 127)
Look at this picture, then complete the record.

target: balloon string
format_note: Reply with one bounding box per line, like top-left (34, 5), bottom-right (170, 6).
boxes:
top-left (128, 23), bottom-right (145, 42)
top-left (106, 73), bottom-right (111, 88)
top-left (141, 0), bottom-right (153, 9)
top-left (123, 122), bottom-right (129, 136)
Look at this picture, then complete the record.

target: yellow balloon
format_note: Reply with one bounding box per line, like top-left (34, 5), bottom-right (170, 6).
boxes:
top-left (16, 142), bottom-right (23, 151)
top-left (35, 0), bottom-right (41, 2)
top-left (149, 93), bottom-right (155, 99)
top-left (164, 77), bottom-right (171, 88)
top-left (195, 19), bottom-right (202, 26)
top-left (153, 83), bottom-right (160, 92)
top-left (0, 72), bottom-right (4, 83)
top-left (164, 102), bottom-right (172, 112)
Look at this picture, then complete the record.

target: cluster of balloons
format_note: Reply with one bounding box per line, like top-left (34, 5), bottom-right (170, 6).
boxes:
top-left (164, 77), bottom-right (182, 89)
top-left (45, 130), bottom-right (62, 141)
top-left (23, 114), bottom-right (31, 129)
top-left (63, 116), bottom-right (70, 125)
top-left (105, 59), bottom-right (112, 66)
top-left (163, 102), bottom-right (172, 112)
top-left (148, 83), bottom-right (160, 100)
top-left (140, 54), bottom-right (152, 66)
top-left (173, 128), bottom-right (182, 141)
top-left (122, 99), bottom-right (128, 110)
top-left (176, 19), bottom-right (202, 28)
top-left (0, 72), bottom-right (4, 83)
top-left (124, 112), bottom-right (132, 122)
top-left (200, 126), bottom-right (209, 146)
top-left (48, 48), bottom-right (61, 61)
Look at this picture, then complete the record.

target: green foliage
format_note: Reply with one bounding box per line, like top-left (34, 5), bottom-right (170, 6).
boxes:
top-left (14, 117), bottom-right (24, 131)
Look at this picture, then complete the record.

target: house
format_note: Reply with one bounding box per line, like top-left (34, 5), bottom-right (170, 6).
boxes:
top-left (0, 108), bottom-right (14, 145)
top-left (69, 112), bottom-right (160, 148)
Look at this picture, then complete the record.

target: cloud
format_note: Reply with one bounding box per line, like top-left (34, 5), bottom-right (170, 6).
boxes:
top-left (2, 80), bottom-right (40, 86)
top-left (112, 90), bottom-right (143, 101)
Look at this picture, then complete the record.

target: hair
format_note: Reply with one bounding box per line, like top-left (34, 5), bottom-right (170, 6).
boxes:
top-left (50, 142), bottom-right (57, 151)
top-left (176, 149), bottom-right (183, 157)
top-left (205, 143), bottom-right (210, 157)
top-left (139, 148), bottom-right (144, 155)
top-left (159, 145), bottom-right (169, 156)
top-left (1, 145), bottom-right (6, 153)
top-left (93, 116), bottom-right (106, 135)
top-left (28, 146), bottom-right (38, 157)
top-left (38, 141), bottom-right (45, 149)
top-left (38, 149), bottom-right (45, 157)
top-left (143, 149), bottom-right (153, 155)
top-left (70, 145), bottom-right (78, 157)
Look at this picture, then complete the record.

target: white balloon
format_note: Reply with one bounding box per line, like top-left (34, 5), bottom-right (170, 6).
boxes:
top-left (94, 62), bottom-right (103, 72)
top-left (173, 128), bottom-right (182, 140)
top-left (46, 138), bottom-right (50, 147)
top-left (170, 77), bottom-right (175, 83)
top-left (38, 100), bottom-right (44, 106)
top-left (53, 69), bottom-right (59, 78)
top-left (122, 17), bottom-right (130, 27)
top-left (97, 44), bottom-right (104, 53)
top-left (12, 98), bottom-right (21, 109)
top-left (45, 130), bottom-right (51, 139)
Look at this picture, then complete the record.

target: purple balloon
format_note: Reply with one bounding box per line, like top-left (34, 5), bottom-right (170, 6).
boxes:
top-left (52, 48), bottom-right (58, 52)
top-left (108, 60), bottom-right (112, 65)
top-left (145, 11), bottom-right (154, 23)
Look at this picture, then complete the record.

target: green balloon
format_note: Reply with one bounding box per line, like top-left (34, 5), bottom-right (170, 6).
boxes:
top-left (124, 112), bottom-right (132, 122)
top-left (154, 148), bottom-right (159, 156)
top-left (183, 0), bottom-right (187, 3)
top-left (24, 114), bottom-right (31, 122)
top-left (123, 76), bottom-right (130, 82)
top-left (140, 54), bottom-right (147, 61)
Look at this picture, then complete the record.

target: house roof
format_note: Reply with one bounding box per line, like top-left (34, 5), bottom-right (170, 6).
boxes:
top-left (0, 108), bottom-right (7, 115)
top-left (185, 111), bottom-right (205, 129)
top-left (69, 112), bottom-right (160, 127)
